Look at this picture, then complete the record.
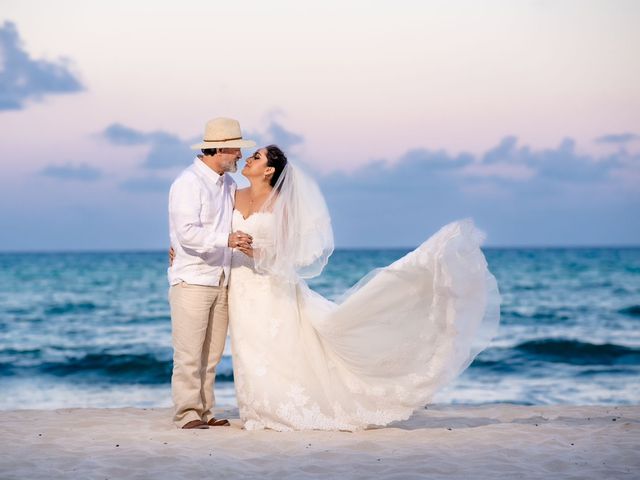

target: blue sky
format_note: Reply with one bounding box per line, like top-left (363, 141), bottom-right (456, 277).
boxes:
top-left (0, 1), bottom-right (639, 249)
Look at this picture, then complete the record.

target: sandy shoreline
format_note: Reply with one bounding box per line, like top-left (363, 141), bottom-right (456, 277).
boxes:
top-left (1, 404), bottom-right (638, 479)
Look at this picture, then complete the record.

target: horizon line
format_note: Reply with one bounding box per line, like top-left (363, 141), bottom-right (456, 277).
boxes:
top-left (1, 244), bottom-right (639, 254)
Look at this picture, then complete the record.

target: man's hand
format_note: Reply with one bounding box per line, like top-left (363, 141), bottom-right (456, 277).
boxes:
top-left (228, 231), bottom-right (253, 249)
top-left (169, 231), bottom-right (251, 266)
top-left (236, 244), bottom-right (254, 257)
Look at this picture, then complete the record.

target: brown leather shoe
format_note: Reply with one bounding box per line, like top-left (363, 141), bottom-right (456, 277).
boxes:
top-left (182, 419), bottom-right (209, 429)
top-left (207, 417), bottom-right (231, 427)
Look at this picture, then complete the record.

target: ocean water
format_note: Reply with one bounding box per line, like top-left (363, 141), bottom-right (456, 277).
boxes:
top-left (0, 247), bottom-right (639, 410)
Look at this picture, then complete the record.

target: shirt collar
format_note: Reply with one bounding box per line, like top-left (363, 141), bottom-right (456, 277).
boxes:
top-left (194, 157), bottom-right (224, 186)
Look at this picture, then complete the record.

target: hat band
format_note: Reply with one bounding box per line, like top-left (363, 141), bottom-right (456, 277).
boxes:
top-left (203, 136), bottom-right (243, 142)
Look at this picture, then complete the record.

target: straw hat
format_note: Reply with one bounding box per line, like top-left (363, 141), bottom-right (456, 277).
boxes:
top-left (190, 117), bottom-right (257, 150)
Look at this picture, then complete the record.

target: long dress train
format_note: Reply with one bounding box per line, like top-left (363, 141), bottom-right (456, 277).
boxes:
top-left (228, 210), bottom-right (500, 431)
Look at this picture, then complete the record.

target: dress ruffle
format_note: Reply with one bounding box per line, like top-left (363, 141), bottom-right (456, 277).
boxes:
top-left (229, 213), bottom-right (501, 431)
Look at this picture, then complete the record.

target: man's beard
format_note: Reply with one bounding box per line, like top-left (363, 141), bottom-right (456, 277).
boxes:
top-left (221, 159), bottom-right (238, 173)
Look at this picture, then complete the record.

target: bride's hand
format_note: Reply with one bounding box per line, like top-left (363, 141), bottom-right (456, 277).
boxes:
top-left (168, 246), bottom-right (175, 266)
top-left (229, 231), bottom-right (253, 249)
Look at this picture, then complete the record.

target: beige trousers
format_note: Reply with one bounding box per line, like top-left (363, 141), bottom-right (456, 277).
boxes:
top-left (169, 277), bottom-right (228, 428)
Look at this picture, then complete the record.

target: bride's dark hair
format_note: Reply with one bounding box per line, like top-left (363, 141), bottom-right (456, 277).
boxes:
top-left (265, 145), bottom-right (288, 188)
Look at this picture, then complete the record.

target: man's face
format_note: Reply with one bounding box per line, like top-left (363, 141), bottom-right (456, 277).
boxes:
top-left (217, 148), bottom-right (242, 173)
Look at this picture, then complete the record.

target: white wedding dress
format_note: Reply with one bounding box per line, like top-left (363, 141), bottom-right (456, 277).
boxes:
top-left (228, 209), bottom-right (501, 431)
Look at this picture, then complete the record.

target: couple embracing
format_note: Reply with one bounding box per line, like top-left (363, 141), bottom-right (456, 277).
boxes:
top-left (168, 117), bottom-right (501, 431)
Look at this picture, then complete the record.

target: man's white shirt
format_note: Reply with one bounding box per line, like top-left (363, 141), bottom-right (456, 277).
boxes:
top-left (168, 157), bottom-right (236, 287)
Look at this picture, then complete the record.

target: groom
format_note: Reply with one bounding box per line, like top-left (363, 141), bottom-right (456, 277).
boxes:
top-left (168, 117), bottom-right (255, 429)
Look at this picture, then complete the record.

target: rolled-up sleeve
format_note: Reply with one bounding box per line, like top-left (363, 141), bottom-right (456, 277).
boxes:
top-left (169, 176), bottom-right (228, 254)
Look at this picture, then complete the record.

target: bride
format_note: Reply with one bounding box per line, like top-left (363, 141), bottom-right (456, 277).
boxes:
top-left (226, 145), bottom-right (501, 431)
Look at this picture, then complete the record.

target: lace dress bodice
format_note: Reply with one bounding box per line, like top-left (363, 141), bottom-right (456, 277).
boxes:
top-left (230, 210), bottom-right (273, 271)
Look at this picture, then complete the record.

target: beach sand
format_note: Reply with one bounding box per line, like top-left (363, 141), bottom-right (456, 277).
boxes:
top-left (1, 404), bottom-right (638, 479)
